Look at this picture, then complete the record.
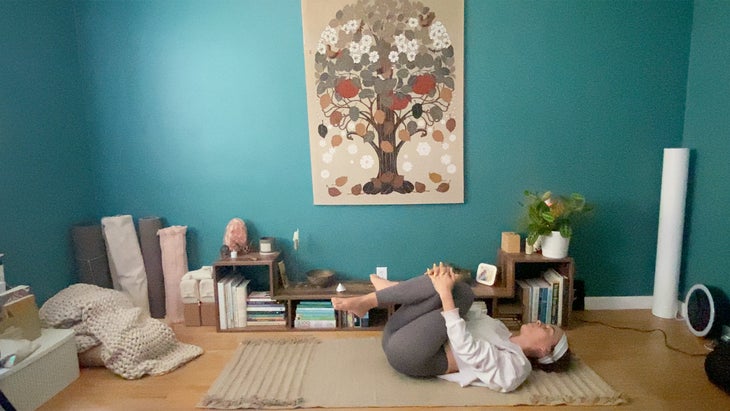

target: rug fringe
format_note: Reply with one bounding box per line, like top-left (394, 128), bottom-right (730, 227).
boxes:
top-left (240, 336), bottom-right (320, 347)
top-left (197, 395), bottom-right (304, 409)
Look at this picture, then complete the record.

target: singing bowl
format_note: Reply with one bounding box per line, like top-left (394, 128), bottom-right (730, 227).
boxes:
top-left (306, 269), bottom-right (336, 287)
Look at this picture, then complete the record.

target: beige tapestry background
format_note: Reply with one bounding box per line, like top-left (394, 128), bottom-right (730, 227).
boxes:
top-left (302, 0), bottom-right (464, 205)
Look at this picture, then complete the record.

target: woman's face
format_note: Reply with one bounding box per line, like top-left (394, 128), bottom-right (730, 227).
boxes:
top-left (520, 321), bottom-right (563, 356)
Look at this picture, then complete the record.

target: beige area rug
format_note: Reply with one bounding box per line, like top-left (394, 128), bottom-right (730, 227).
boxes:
top-left (198, 336), bottom-right (626, 409)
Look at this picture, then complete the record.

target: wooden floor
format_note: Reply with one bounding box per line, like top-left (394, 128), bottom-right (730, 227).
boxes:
top-left (40, 309), bottom-right (730, 411)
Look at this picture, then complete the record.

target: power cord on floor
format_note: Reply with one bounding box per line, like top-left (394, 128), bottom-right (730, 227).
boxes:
top-left (574, 317), bottom-right (711, 357)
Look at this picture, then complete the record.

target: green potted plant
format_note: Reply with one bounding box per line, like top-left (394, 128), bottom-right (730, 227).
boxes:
top-left (520, 190), bottom-right (592, 258)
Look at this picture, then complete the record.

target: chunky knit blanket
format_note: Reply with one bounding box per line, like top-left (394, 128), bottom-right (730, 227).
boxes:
top-left (39, 283), bottom-right (203, 379)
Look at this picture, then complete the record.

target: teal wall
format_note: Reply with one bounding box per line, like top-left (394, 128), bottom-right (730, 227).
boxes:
top-left (0, 1), bottom-right (96, 303)
top-left (682, 0), bottom-right (730, 295)
top-left (4, 0), bottom-right (711, 306)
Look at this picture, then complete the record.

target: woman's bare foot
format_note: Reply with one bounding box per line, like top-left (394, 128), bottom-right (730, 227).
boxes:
top-left (369, 274), bottom-right (399, 291)
top-left (331, 293), bottom-right (377, 318)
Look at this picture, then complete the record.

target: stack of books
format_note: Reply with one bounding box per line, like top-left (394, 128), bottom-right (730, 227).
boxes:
top-left (216, 275), bottom-right (251, 329)
top-left (338, 310), bottom-right (370, 328)
top-left (294, 301), bottom-right (336, 328)
top-left (516, 268), bottom-right (567, 326)
top-left (246, 291), bottom-right (286, 327)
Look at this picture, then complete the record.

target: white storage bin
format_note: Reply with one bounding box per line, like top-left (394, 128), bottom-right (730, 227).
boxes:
top-left (0, 328), bottom-right (79, 411)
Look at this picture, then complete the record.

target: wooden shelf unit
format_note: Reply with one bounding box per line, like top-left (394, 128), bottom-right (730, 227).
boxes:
top-left (212, 254), bottom-right (391, 331)
top-left (276, 282), bottom-right (393, 330)
top-left (493, 249), bottom-right (574, 327)
top-left (212, 249), bottom-right (574, 332)
top-left (212, 252), bottom-right (287, 332)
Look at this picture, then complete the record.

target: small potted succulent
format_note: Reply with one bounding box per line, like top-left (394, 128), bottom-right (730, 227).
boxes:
top-left (520, 190), bottom-right (592, 258)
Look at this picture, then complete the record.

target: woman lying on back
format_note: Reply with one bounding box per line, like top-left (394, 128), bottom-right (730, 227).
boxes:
top-left (331, 262), bottom-right (571, 392)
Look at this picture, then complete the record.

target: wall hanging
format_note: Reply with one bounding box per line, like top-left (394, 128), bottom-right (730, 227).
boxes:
top-left (302, 0), bottom-right (464, 205)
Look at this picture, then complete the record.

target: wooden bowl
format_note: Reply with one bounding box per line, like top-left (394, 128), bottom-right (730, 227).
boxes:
top-left (306, 269), bottom-right (335, 288)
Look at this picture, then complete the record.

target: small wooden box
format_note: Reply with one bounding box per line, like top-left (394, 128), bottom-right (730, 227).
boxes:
top-left (183, 303), bottom-right (201, 327)
top-left (200, 302), bottom-right (217, 326)
top-left (501, 232), bottom-right (521, 253)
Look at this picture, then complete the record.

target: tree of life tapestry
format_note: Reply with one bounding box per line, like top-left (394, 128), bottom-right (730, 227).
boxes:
top-left (301, 0), bottom-right (464, 205)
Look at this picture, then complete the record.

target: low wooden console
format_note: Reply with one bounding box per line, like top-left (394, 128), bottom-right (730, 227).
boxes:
top-left (212, 249), bottom-right (574, 332)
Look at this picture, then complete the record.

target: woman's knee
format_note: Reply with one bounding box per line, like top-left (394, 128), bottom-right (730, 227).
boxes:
top-left (453, 281), bottom-right (475, 316)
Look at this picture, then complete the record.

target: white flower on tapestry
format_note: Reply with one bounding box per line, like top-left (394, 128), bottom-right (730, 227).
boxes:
top-left (306, 0), bottom-right (462, 201)
top-left (394, 34), bottom-right (407, 52)
top-left (343, 19), bottom-right (360, 34)
top-left (360, 155), bottom-right (375, 169)
top-left (446, 163), bottom-right (457, 174)
top-left (320, 169), bottom-right (331, 179)
top-left (417, 142), bottom-right (431, 156)
top-left (388, 50), bottom-right (399, 63)
top-left (429, 21), bottom-right (452, 50)
top-left (316, 26), bottom-right (339, 54)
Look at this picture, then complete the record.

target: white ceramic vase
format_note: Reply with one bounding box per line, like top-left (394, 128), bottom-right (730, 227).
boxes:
top-left (540, 231), bottom-right (570, 258)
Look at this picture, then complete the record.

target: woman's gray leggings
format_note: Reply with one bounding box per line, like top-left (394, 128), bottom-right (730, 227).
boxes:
top-left (377, 275), bottom-right (475, 377)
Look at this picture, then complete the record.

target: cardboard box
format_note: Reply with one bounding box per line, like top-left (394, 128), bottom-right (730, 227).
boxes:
top-left (501, 232), bottom-right (521, 254)
top-left (200, 302), bottom-right (218, 326)
top-left (183, 303), bottom-right (201, 327)
top-left (0, 294), bottom-right (42, 340)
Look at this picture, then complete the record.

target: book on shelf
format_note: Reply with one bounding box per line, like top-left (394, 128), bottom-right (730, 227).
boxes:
top-left (246, 304), bottom-right (286, 313)
top-left (335, 310), bottom-right (369, 328)
top-left (294, 318), bottom-right (336, 328)
top-left (234, 279), bottom-right (250, 328)
top-left (244, 291), bottom-right (286, 327)
top-left (353, 311), bottom-right (370, 327)
top-left (247, 290), bottom-right (275, 302)
top-left (225, 277), bottom-right (237, 329)
top-left (525, 277), bottom-right (549, 324)
top-left (246, 319), bottom-right (287, 326)
top-left (216, 275), bottom-right (236, 330)
top-left (516, 279), bottom-right (531, 324)
top-left (294, 301), bottom-right (336, 328)
top-left (542, 268), bottom-right (566, 326)
top-left (296, 308), bottom-right (335, 317)
top-left (516, 270), bottom-right (567, 326)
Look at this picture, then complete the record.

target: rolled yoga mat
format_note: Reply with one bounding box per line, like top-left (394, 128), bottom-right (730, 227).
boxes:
top-left (70, 224), bottom-right (113, 288)
top-left (139, 216), bottom-right (166, 319)
top-left (158, 225), bottom-right (189, 324)
top-left (101, 214), bottom-right (151, 317)
top-left (652, 148), bottom-right (689, 319)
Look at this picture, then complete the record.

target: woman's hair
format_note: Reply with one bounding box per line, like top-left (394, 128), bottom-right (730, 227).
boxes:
top-left (531, 348), bottom-right (572, 373)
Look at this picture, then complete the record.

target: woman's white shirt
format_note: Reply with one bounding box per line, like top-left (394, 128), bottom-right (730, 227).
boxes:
top-left (438, 308), bottom-right (531, 392)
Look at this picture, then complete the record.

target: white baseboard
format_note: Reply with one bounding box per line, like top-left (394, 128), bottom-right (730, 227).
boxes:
top-left (584, 296), bottom-right (687, 320)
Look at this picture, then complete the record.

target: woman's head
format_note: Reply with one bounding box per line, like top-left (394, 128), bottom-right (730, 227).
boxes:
top-left (515, 321), bottom-right (571, 372)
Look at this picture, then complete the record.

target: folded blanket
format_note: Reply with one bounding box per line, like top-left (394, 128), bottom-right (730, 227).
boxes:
top-left (199, 278), bottom-right (215, 303)
top-left (39, 283), bottom-right (202, 379)
top-left (180, 278), bottom-right (200, 304)
top-left (185, 266), bottom-right (213, 281)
